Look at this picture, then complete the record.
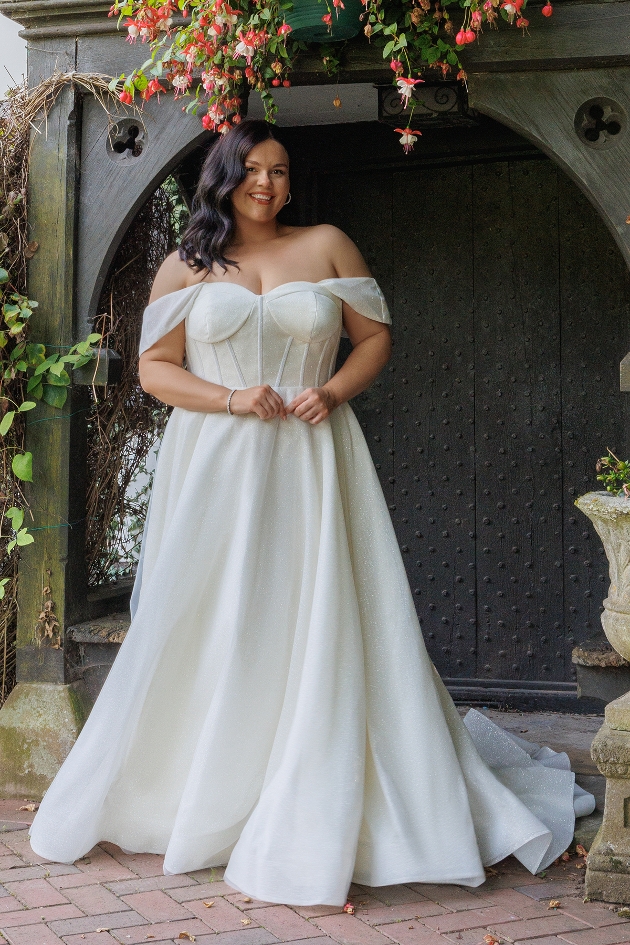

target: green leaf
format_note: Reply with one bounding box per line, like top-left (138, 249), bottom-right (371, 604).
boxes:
top-left (383, 39), bottom-right (395, 57)
top-left (0, 578), bottom-right (9, 599)
top-left (6, 538), bottom-right (15, 554)
top-left (0, 332), bottom-right (7, 349)
top-left (26, 374), bottom-right (43, 393)
top-left (0, 269), bottom-right (8, 284)
top-left (45, 368), bottom-right (70, 386)
top-left (12, 451), bottom-right (32, 482)
top-left (48, 360), bottom-right (67, 377)
top-left (398, 31), bottom-right (407, 46)
top-left (6, 507), bottom-right (23, 530)
top-left (86, 333), bottom-right (102, 344)
top-left (42, 385), bottom-right (68, 409)
top-left (14, 360), bottom-right (27, 372)
top-left (18, 401), bottom-right (36, 413)
top-left (28, 382), bottom-right (43, 401)
top-left (16, 528), bottom-right (34, 547)
top-left (34, 355), bottom-right (58, 376)
top-left (0, 411), bottom-right (15, 436)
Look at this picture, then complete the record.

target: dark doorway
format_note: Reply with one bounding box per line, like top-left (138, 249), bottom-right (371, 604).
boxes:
top-left (273, 119), bottom-right (630, 701)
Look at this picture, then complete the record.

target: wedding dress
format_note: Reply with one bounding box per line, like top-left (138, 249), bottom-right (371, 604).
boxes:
top-left (29, 278), bottom-right (594, 906)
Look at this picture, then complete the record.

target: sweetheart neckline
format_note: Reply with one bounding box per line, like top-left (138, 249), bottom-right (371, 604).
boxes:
top-left (195, 277), bottom-right (367, 299)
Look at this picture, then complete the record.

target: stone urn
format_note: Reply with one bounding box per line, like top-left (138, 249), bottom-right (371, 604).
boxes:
top-left (576, 491), bottom-right (630, 903)
top-left (576, 492), bottom-right (630, 661)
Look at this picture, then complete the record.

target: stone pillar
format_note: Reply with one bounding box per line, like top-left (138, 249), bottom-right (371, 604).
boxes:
top-left (577, 493), bottom-right (630, 901)
top-left (0, 85), bottom-right (92, 799)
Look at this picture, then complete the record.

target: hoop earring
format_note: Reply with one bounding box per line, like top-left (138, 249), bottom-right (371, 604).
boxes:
top-left (284, 192), bottom-right (292, 205)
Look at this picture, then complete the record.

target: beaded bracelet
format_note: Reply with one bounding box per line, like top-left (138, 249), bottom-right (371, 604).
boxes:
top-left (226, 389), bottom-right (237, 415)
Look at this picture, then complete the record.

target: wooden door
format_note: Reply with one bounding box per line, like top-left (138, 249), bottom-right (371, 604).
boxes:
top-left (279, 120), bottom-right (630, 691)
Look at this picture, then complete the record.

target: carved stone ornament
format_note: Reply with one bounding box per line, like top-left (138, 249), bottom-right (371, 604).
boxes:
top-left (576, 492), bottom-right (630, 662)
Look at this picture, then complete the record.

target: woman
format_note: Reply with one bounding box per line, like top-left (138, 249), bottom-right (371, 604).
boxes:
top-left (29, 119), bottom-right (593, 906)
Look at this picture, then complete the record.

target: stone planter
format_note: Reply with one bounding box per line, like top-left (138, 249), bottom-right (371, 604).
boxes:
top-left (577, 491), bottom-right (630, 903)
top-left (576, 492), bottom-right (630, 661)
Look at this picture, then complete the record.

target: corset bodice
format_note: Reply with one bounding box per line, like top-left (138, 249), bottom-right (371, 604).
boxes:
top-left (184, 282), bottom-right (343, 390)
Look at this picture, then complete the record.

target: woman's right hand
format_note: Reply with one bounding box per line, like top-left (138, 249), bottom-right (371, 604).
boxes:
top-left (229, 385), bottom-right (287, 420)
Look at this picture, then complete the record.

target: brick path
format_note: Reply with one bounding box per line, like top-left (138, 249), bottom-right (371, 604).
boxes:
top-left (0, 801), bottom-right (627, 945)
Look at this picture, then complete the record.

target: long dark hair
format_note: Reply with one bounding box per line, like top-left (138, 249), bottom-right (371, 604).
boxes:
top-left (179, 119), bottom-right (285, 273)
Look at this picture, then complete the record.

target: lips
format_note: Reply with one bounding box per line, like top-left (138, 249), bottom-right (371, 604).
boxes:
top-left (249, 193), bottom-right (274, 204)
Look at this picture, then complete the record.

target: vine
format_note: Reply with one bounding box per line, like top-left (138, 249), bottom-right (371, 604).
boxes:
top-left (109, 0), bottom-right (554, 151)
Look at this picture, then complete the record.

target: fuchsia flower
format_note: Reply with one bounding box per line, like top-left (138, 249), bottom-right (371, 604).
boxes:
top-left (277, 22), bottom-right (292, 34)
top-left (321, 12), bottom-right (332, 24)
top-left (542, 1), bottom-right (553, 13)
top-left (396, 76), bottom-right (423, 106)
top-left (235, 30), bottom-right (256, 61)
top-left (395, 127), bottom-right (422, 153)
top-left (126, 20), bottom-right (140, 41)
top-left (172, 73), bottom-right (191, 94)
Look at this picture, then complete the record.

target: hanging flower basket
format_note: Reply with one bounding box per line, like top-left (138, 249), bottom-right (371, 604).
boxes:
top-left (285, 0), bottom-right (362, 43)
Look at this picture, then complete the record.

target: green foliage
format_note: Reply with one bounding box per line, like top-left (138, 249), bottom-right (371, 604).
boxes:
top-left (596, 449), bottom-right (630, 498)
top-left (0, 282), bottom-right (102, 553)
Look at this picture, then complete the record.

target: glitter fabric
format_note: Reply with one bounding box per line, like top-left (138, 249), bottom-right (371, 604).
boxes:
top-left (30, 279), bottom-right (593, 906)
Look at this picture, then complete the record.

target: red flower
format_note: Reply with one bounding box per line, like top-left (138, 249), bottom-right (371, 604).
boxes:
top-left (119, 90), bottom-right (134, 104)
top-left (322, 12), bottom-right (332, 24)
top-left (277, 23), bottom-right (292, 34)
top-left (542, 1), bottom-right (553, 13)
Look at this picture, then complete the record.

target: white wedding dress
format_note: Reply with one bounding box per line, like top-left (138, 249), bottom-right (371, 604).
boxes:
top-left (29, 278), bottom-right (594, 905)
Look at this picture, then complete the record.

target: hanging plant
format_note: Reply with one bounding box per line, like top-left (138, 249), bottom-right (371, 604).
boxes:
top-left (109, 0), bottom-right (553, 152)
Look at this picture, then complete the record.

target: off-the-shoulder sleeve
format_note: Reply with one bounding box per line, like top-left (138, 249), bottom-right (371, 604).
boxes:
top-left (320, 277), bottom-right (391, 324)
top-left (139, 284), bottom-right (205, 356)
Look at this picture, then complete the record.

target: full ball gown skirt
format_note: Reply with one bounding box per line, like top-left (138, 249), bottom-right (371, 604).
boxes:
top-left (29, 278), bottom-right (594, 905)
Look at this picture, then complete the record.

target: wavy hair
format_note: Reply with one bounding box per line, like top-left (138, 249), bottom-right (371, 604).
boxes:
top-left (178, 119), bottom-right (284, 273)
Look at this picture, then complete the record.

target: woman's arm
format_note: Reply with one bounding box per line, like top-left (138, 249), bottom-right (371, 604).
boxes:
top-left (286, 228), bottom-right (391, 425)
top-left (140, 253), bottom-right (287, 419)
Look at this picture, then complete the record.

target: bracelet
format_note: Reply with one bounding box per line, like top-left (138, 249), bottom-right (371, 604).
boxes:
top-left (226, 389), bottom-right (237, 415)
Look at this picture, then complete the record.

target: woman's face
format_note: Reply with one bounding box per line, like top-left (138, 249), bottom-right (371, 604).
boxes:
top-left (231, 138), bottom-right (290, 224)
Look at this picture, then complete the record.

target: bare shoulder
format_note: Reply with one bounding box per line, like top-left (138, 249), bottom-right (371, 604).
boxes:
top-left (149, 250), bottom-right (196, 303)
top-left (301, 224), bottom-right (371, 278)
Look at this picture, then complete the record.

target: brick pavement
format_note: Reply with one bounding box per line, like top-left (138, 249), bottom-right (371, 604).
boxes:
top-left (0, 800), bottom-right (628, 945)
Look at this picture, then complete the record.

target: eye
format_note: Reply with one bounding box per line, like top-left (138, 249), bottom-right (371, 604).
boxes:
top-left (245, 166), bottom-right (257, 172)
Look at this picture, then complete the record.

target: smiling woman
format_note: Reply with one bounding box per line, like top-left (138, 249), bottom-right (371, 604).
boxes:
top-left (29, 118), bottom-right (593, 907)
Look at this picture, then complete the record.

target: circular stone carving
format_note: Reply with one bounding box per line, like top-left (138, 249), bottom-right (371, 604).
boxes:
top-left (575, 98), bottom-right (627, 150)
top-left (106, 119), bottom-right (147, 162)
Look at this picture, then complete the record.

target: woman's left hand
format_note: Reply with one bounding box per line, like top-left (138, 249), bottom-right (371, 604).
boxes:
top-left (286, 387), bottom-right (339, 425)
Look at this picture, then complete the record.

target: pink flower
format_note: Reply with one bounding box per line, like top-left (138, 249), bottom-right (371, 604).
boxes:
top-left (390, 59), bottom-right (403, 72)
top-left (277, 23), bottom-right (292, 34)
top-left (395, 127), bottom-right (422, 153)
top-left (396, 76), bottom-right (423, 106)
top-left (235, 31), bottom-right (256, 61)
top-left (172, 74), bottom-right (191, 94)
top-left (126, 20), bottom-right (140, 42)
top-left (322, 12), bottom-right (332, 24)
top-left (542, 1), bottom-right (552, 13)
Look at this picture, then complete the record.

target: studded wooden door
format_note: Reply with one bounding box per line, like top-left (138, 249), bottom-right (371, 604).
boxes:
top-left (301, 125), bottom-right (630, 690)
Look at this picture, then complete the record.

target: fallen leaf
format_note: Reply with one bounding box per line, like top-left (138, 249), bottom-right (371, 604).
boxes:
top-left (178, 934), bottom-right (196, 942)
top-left (485, 867), bottom-right (499, 876)
top-left (243, 896), bottom-right (252, 902)
top-left (24, 240), bottom-right (39, 259)
top-left (202, 900), bottom-right (215, 908)
top-left (561, 852), bottom-right (571, 862)
top-left (95, 929), bottom-right (111, 933)
top-left (241, 918), bottom-right (252, 925)
top-left (576, 844), bottom-right (588, 857)
top-left (576, 862), bottom-right (585, 869)
top-left (146, 937), bottom-right (155, 940)
top-left (408, 926), bottom-right (414, 930)
top-left (483, 936), bottom-right (500, 945)
top-left (17, 803), bottom-right (38, 812)
top-left (618, 907), bottom-right (630, 918)
top-left (343, 902), bottom-right (355, 914)
top-left (548, 900), bottom-right (561, 909)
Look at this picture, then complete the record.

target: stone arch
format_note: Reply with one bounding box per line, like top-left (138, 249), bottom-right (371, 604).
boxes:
top-left (78, 94), bottom-right (210, 335)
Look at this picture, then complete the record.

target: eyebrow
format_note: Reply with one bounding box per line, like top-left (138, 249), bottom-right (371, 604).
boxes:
top-left (245, 160), bottom-right (289, 168)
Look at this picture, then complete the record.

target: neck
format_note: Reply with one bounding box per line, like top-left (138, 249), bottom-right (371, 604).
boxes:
top-left (231, 212), bottom-right (281, 248)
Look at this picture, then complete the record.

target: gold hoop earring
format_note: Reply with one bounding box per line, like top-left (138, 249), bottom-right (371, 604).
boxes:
top-left (284, 193), bottom-right (292, 205)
